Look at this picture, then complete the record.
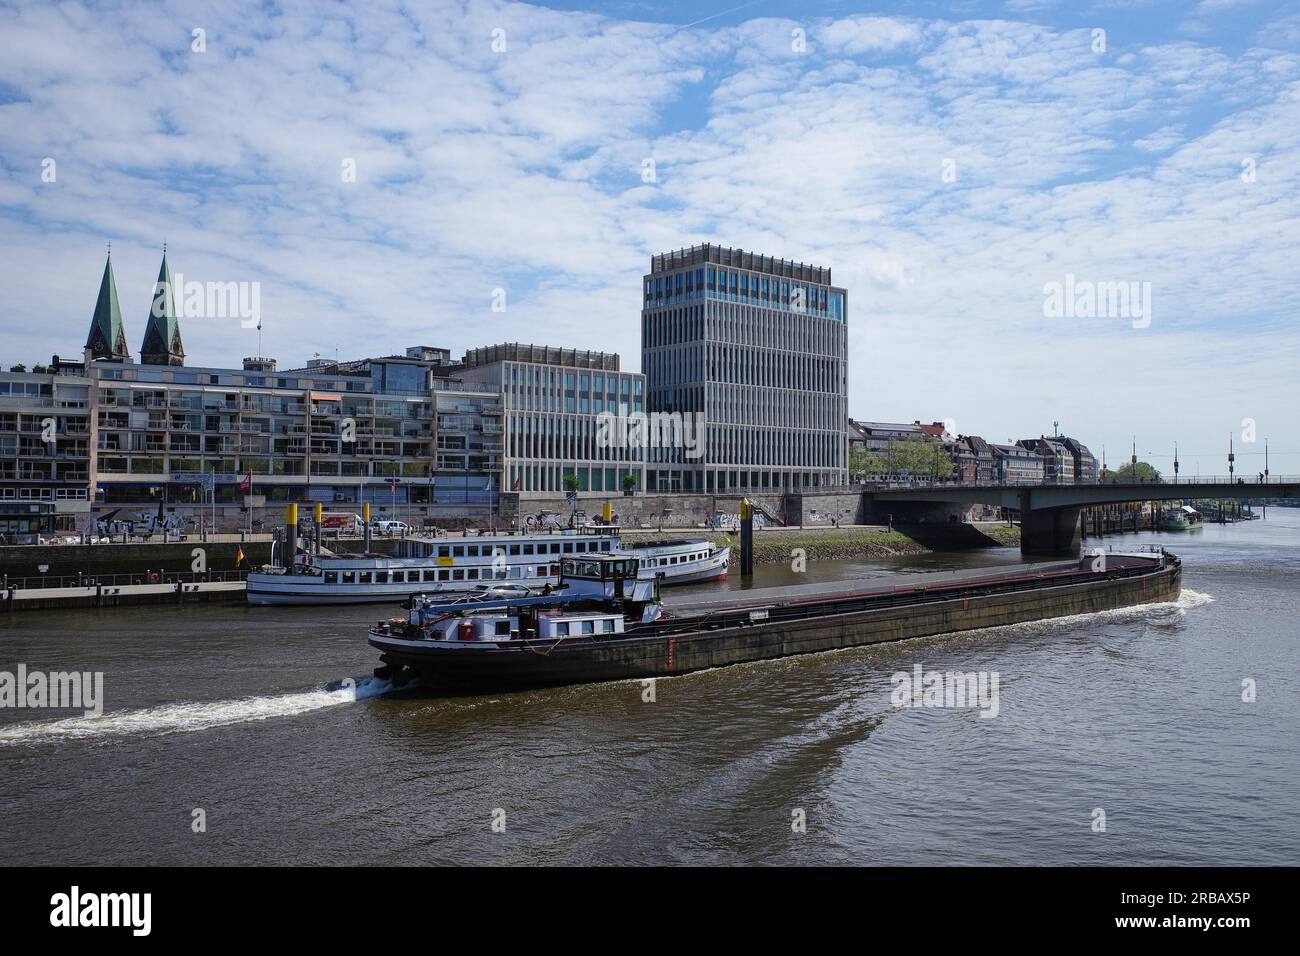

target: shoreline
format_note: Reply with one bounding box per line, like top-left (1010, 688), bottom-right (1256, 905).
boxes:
top-left (625, 522), bottom-right (1022, 566)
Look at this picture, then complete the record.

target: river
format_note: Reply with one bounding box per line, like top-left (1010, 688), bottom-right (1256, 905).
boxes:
top-left (2, 512), bottom-right (1298, 865)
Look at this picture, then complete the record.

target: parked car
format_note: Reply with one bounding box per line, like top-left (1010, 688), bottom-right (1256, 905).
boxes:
top-left (369, 519), bottom-right (410, 535)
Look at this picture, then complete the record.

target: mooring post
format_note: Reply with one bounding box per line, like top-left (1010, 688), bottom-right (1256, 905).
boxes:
top-left (740, 497), bottom-right (754, 577)
top-left (314, 501), bottom-right (323, 557)
top-left (285, 503), bottom-right (298, 567)
top-left (363, 501), bottom-right (372, 553)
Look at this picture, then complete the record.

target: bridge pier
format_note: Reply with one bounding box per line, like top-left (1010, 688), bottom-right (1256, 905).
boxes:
top-left (1019, 495), bottom-right (1081, 556)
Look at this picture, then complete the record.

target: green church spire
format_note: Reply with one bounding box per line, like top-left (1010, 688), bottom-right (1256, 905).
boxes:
top-left (86, 248), bottom-right (130, 362)
top-left (140, 248), bottom-right (185, 366)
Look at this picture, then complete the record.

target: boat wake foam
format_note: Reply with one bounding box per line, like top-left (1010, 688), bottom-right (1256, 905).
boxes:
top-left (955, 587), bottom-right (1215, 642)
top-left (0, 675), bottom-right (392, 747)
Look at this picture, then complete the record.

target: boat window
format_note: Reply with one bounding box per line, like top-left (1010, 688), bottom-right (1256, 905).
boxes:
top-left (509, 568), bottom-right (521, 579)
top-left (509, 545), bottom-right (520, 556)
top-left (376, 571), bottom-right (389, 583)
top-left (556, 622), bottom-right (570, 636)
top-left (580, 620), bottom-right (595, 635)
top-left (342, 571), bottom-right (356, 584)
top-left (421, 570), bottom-right (434, 582)
top-left (598, 618), bottom-right (614, 633)
top-left (466, 545), bottom-right (479, 557)
top-left (325, 571), bottom-right (338, 584)
top-left (468, 568), bottom-right (479, 580)
top-left (494, 620), bottom-right (511, 637)
top-left (359, 572), bottom-right (371, 584)
top-left (438, 569), bottom-right (450, 581)
top-left (438, 546), bottom-right (450, 558)
top-left (392, 571), bottom-right (405, 583)
top-left (563, 543), bottom-right (574, 553)
top-left (550, 564), bottom-right (560, 576)
top-left (550, 543), bottom-right (561, 554)
top-left (453, 569), bottom-right (465, 581)
top-left (537, 566), bottom-right (547, 577)
top-left (453, 546), bottom-right (465, 557)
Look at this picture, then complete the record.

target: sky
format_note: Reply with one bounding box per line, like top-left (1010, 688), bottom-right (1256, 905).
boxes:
top-left (1, 0), bottom-right (1298, 475)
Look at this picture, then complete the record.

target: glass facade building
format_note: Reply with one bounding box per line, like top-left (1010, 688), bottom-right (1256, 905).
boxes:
top-left (642, 244), bottom-right (849, 493)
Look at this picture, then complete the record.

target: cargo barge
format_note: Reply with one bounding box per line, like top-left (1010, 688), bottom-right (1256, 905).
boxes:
top-left (369, 548), bottom-right (1181, 690)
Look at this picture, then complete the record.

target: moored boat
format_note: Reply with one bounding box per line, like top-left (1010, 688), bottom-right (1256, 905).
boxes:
top-left (369, 547), bottom-right (1183, 691)
top-left (246, 527), bottom-right (729, 605)
top-left (1158, 505), bottom-right (1201, 531)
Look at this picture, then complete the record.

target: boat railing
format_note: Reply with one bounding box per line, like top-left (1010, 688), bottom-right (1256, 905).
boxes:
top-left (1, 569), bottom-right (249, 591)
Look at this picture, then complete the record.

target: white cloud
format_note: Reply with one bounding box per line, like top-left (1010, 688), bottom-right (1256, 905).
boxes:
top-left (0, 0), bottom-right (1298, 470)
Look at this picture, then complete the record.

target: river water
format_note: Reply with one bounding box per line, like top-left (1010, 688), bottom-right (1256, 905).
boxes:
top-left (2, 512), bottom-right (1298, 865)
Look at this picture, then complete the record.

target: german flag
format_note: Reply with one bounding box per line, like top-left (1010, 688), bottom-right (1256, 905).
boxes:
top-left (235, 546), bottom-right (246, 569)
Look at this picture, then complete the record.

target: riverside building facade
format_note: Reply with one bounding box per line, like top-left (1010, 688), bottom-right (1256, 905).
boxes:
top-left (1, 252), bottom-right (508, 537)
top-left (454, 343), bottom-right (646, 496)
top-left (641, 244), bottom-right (849, 494)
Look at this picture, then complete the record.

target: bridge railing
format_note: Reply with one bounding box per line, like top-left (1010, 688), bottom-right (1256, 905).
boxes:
top-left (864, 475), bottom-right (1297, 490)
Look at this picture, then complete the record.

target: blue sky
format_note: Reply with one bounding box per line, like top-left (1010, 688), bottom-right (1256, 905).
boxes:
top-left (1, 0), bottom-right (1298, 474)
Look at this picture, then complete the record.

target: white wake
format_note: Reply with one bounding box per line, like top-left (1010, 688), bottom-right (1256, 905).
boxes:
top-left (0, 675), bottom-right (391, 746)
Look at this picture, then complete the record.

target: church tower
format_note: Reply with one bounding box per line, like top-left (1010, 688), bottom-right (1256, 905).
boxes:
top-left (85, 248), bottom-right (131, 362)
top-left (140, 248), bottom-right (185, 366)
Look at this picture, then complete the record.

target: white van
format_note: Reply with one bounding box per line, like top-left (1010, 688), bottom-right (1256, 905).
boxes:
top-left (370, 519), bottom-right (411, 535)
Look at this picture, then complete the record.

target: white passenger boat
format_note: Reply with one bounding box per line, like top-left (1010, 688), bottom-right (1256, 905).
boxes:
top-left (245, 527), bottom-right (729, 605)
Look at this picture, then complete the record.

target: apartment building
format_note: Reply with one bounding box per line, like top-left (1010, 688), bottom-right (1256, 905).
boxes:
top-left (0, 368), bottom-right (93, 536)
top-left (991, 443), bottom-right (1046, 484)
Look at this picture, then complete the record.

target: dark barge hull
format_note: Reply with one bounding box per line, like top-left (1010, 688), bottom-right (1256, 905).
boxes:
top-left (374, 555), bottom-right (1182, 690)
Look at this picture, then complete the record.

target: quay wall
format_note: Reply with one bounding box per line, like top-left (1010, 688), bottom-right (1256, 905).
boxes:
top-left (0, 541), bottom-right (271, 581)
top-left (2, 581), bottom-right (245, 611)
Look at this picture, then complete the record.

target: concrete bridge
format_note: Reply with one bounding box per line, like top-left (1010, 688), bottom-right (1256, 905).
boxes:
top-left (865, 478), bottom-right (1300, 554)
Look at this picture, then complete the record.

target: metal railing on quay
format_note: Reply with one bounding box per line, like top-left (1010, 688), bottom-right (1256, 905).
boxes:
top-left (1, 570), bottom-right (249, 591)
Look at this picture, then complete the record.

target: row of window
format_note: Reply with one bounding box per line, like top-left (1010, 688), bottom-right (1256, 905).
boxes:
top-left (552, 618), bottom-right (618, 636)
top-left (324, 564), bottom-right (559, 584)
top-left (644, 268), bottom-right (845, 321)
top-left (420, 537), bottom-right (616, 559)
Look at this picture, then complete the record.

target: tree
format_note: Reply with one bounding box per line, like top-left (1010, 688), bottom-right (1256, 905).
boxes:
top-left (562, 472), bottom-right (581, 524)
top-left (621, 473), bottom-right (639, 493)
top-left (1102, 462), bottom-right (1162, 482)
top-left (849, 443), bottom-right (868, 479)
top-left (855, 435), bottom-right (954, 480)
